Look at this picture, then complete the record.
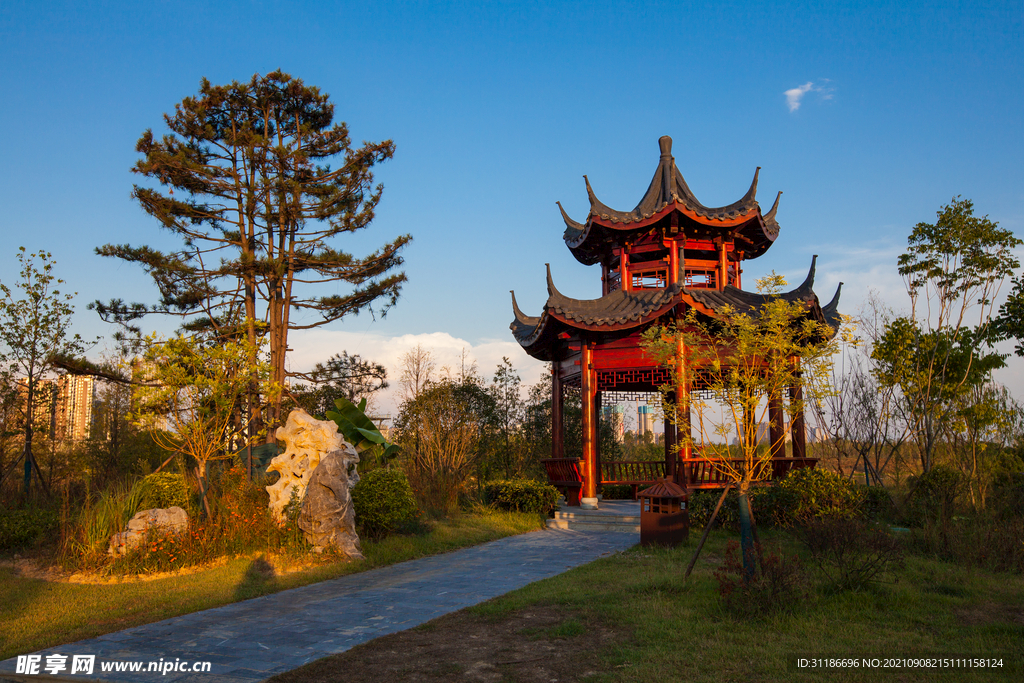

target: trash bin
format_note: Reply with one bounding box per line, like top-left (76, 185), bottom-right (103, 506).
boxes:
top-left (638, 478), bottom-right (689, 547)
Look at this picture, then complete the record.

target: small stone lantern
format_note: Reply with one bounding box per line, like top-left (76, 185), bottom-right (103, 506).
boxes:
top-left (638, 478), bottom-right (689, 547)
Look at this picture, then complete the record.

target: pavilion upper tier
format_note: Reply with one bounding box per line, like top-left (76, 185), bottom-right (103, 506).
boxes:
top-left (509, 135), bottom-right (842, 363)
top-left (559, 135), bottom-right (781, 265)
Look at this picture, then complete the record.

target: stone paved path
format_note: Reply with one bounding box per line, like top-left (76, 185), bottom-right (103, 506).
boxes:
top-left (1, 524), bottom-right (638, 683)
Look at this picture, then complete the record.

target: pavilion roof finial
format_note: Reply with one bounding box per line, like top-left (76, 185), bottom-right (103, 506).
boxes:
top-left (658, 135), bottom-right (673, 158)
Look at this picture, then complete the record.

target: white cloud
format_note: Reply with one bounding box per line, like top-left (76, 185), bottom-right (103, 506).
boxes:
top-left (785, 82), bottom-right (814, 112)
top-left (286, 328), bottom-right (547, 419)
top-left (784, 79), bottom-right (835, 112)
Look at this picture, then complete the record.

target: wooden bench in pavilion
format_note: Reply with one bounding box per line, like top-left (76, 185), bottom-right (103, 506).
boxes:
top-left (543, 456), bottom-right (818, 501)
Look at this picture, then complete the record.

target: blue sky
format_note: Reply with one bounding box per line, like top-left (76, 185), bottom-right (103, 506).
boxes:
top-left (1, 0), bottom-right (1022, 414)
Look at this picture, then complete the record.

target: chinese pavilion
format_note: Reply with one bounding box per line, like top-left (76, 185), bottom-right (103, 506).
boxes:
top-left (510, 136), bottom-right (841, 508)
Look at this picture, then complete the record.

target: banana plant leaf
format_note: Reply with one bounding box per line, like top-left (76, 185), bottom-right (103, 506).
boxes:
top-left (325, 397), bottom-right (401, 464)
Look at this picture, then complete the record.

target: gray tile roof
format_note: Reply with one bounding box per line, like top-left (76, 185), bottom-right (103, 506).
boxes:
top-left (557, 136), bottom-right (781, 264)
top-left (510, 257), bottom-right (842, 357)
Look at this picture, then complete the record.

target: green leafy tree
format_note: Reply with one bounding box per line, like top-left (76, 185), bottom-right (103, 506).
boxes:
top-left (489, 357), bottom-right (524, 479)
top-left (947, 383), bottom-right (1020, 510)
top-left (0, 249), bottom-right (87, 495)
top-left (521, 377), bottom-right (553, 469)
top-left (395, 377), bottom-right (494, 513)
top-left (642, 273), bottom-right (839, 577)
top-left (94, 71), bottom-right (410, 434)
top-left (994, 275), bottom-right (1024, 357)
top-left (873, 198), bottom-right (1020, 472)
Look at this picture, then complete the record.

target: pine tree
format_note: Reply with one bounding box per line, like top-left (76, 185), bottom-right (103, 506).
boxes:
top-left (94, 71), bottom-right (410, 433)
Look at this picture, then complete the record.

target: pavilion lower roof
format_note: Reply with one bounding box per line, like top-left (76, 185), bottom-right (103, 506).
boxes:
top-left (510, 257), bottom-right (842, 361)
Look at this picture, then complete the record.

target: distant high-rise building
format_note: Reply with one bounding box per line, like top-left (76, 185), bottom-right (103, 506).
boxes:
top-left (754, 421), bottom-right (792, 447)
top-left (55, 375), bottom-right (95, 441)
top-left (16, 375), bottom-right (96, 441)
top-left (637, 405), bottom-right (654, 436)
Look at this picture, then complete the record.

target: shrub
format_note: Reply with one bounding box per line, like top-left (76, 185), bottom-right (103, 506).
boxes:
top-left (907, 516), bottom-right (1024, 574)
top-left (713, 541), bottom-right (810, 617)
top-left (139, 472), bottom-right (191, 511)
top-left (484, 479), bottom-right (559, 514)
top-left (601, 484), bottom-right (634, 500)
top-left (59, 464), bottom-right (312, 574)
top-left (688, 487), bottom-right (778, 530)
top-left (904, 465), bottom-right (966, 527)
top-left (774, 468), bottom-right (864, 526)
top-left (0, 509), bottom-right (59, 552)
top-left (861, 485), bottom-right (895, 522)
top-left (351, 468), bottom-right (420, 540)
top-left (988, 472), bottom-right (1024, 520)
top-left (61, 478), bottom-right (150, 562)
top-left (799, 518), bottom-right (904, 591)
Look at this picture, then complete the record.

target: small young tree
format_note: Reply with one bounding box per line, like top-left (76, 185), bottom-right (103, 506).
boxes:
top-left (809, 296), bottom-right (910, 486)
top-left (642, 273), bottom-right (839, 577)
top-left (0, 249), bottom-right (87, 495)
top-left (948, 382), bottom-right (1019, 510)
top-left (489, 357), bottom-right (525, 479)
top-left (133, 333), bottom-right (278, 513)
top-left (395, 377), bottom-right (492, 513)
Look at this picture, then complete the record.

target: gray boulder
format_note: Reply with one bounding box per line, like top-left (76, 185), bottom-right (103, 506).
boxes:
top-left (298, 447), bottom-right (364, 559)
top-left (108, 506), bottom-right (189, 556)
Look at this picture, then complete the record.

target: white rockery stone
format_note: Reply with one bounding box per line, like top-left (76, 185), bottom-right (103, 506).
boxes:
top-left (266, 409), bottom-right (348, 522)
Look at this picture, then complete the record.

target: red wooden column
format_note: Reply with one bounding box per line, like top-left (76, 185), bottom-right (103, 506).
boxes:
top-left (551, 361), bottom-right (564, 458)
top-left (580, 341), bottom-right (599, 508)
top-left (768, 393), bottom-right (785, 458)
top-left (595, 391), bottom-right (603, 496)
top-left (620, 248), bottom-right (630, 293)
top-left (717, 240), bottom-right (727, 291)
top-left (790, 357), bottom-right (807, 459)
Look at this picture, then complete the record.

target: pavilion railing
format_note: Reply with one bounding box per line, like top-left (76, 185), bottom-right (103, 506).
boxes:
top-left (597, 457), bottom-right (818, 489)
top-left (543, 456), bottom-right (819, 501)
top-left (601, 460), bottom-right (666, 485)
top-left (678, 457), bottom-right (818, 488)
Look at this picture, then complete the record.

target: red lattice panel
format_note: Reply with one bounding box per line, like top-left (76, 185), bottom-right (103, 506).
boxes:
top-left (597, 367), bottom-right (673, 391)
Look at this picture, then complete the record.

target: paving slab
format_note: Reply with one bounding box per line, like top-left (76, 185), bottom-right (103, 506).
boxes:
top-left (1, 527), bottom-right (637, 683)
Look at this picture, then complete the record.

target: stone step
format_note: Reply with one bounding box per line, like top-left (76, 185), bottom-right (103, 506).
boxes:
top-left (546, 518), bottom-right (640, 533)
top-left (546, 501), bottom-right (643, 532)
top-left (553, 511), bottom-right (642, 523)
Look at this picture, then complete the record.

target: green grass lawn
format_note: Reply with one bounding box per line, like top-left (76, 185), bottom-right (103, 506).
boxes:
top-left (460, 529), bottom-right (1024, 682)
top-left (0, 509), bottom-right (545, 661)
